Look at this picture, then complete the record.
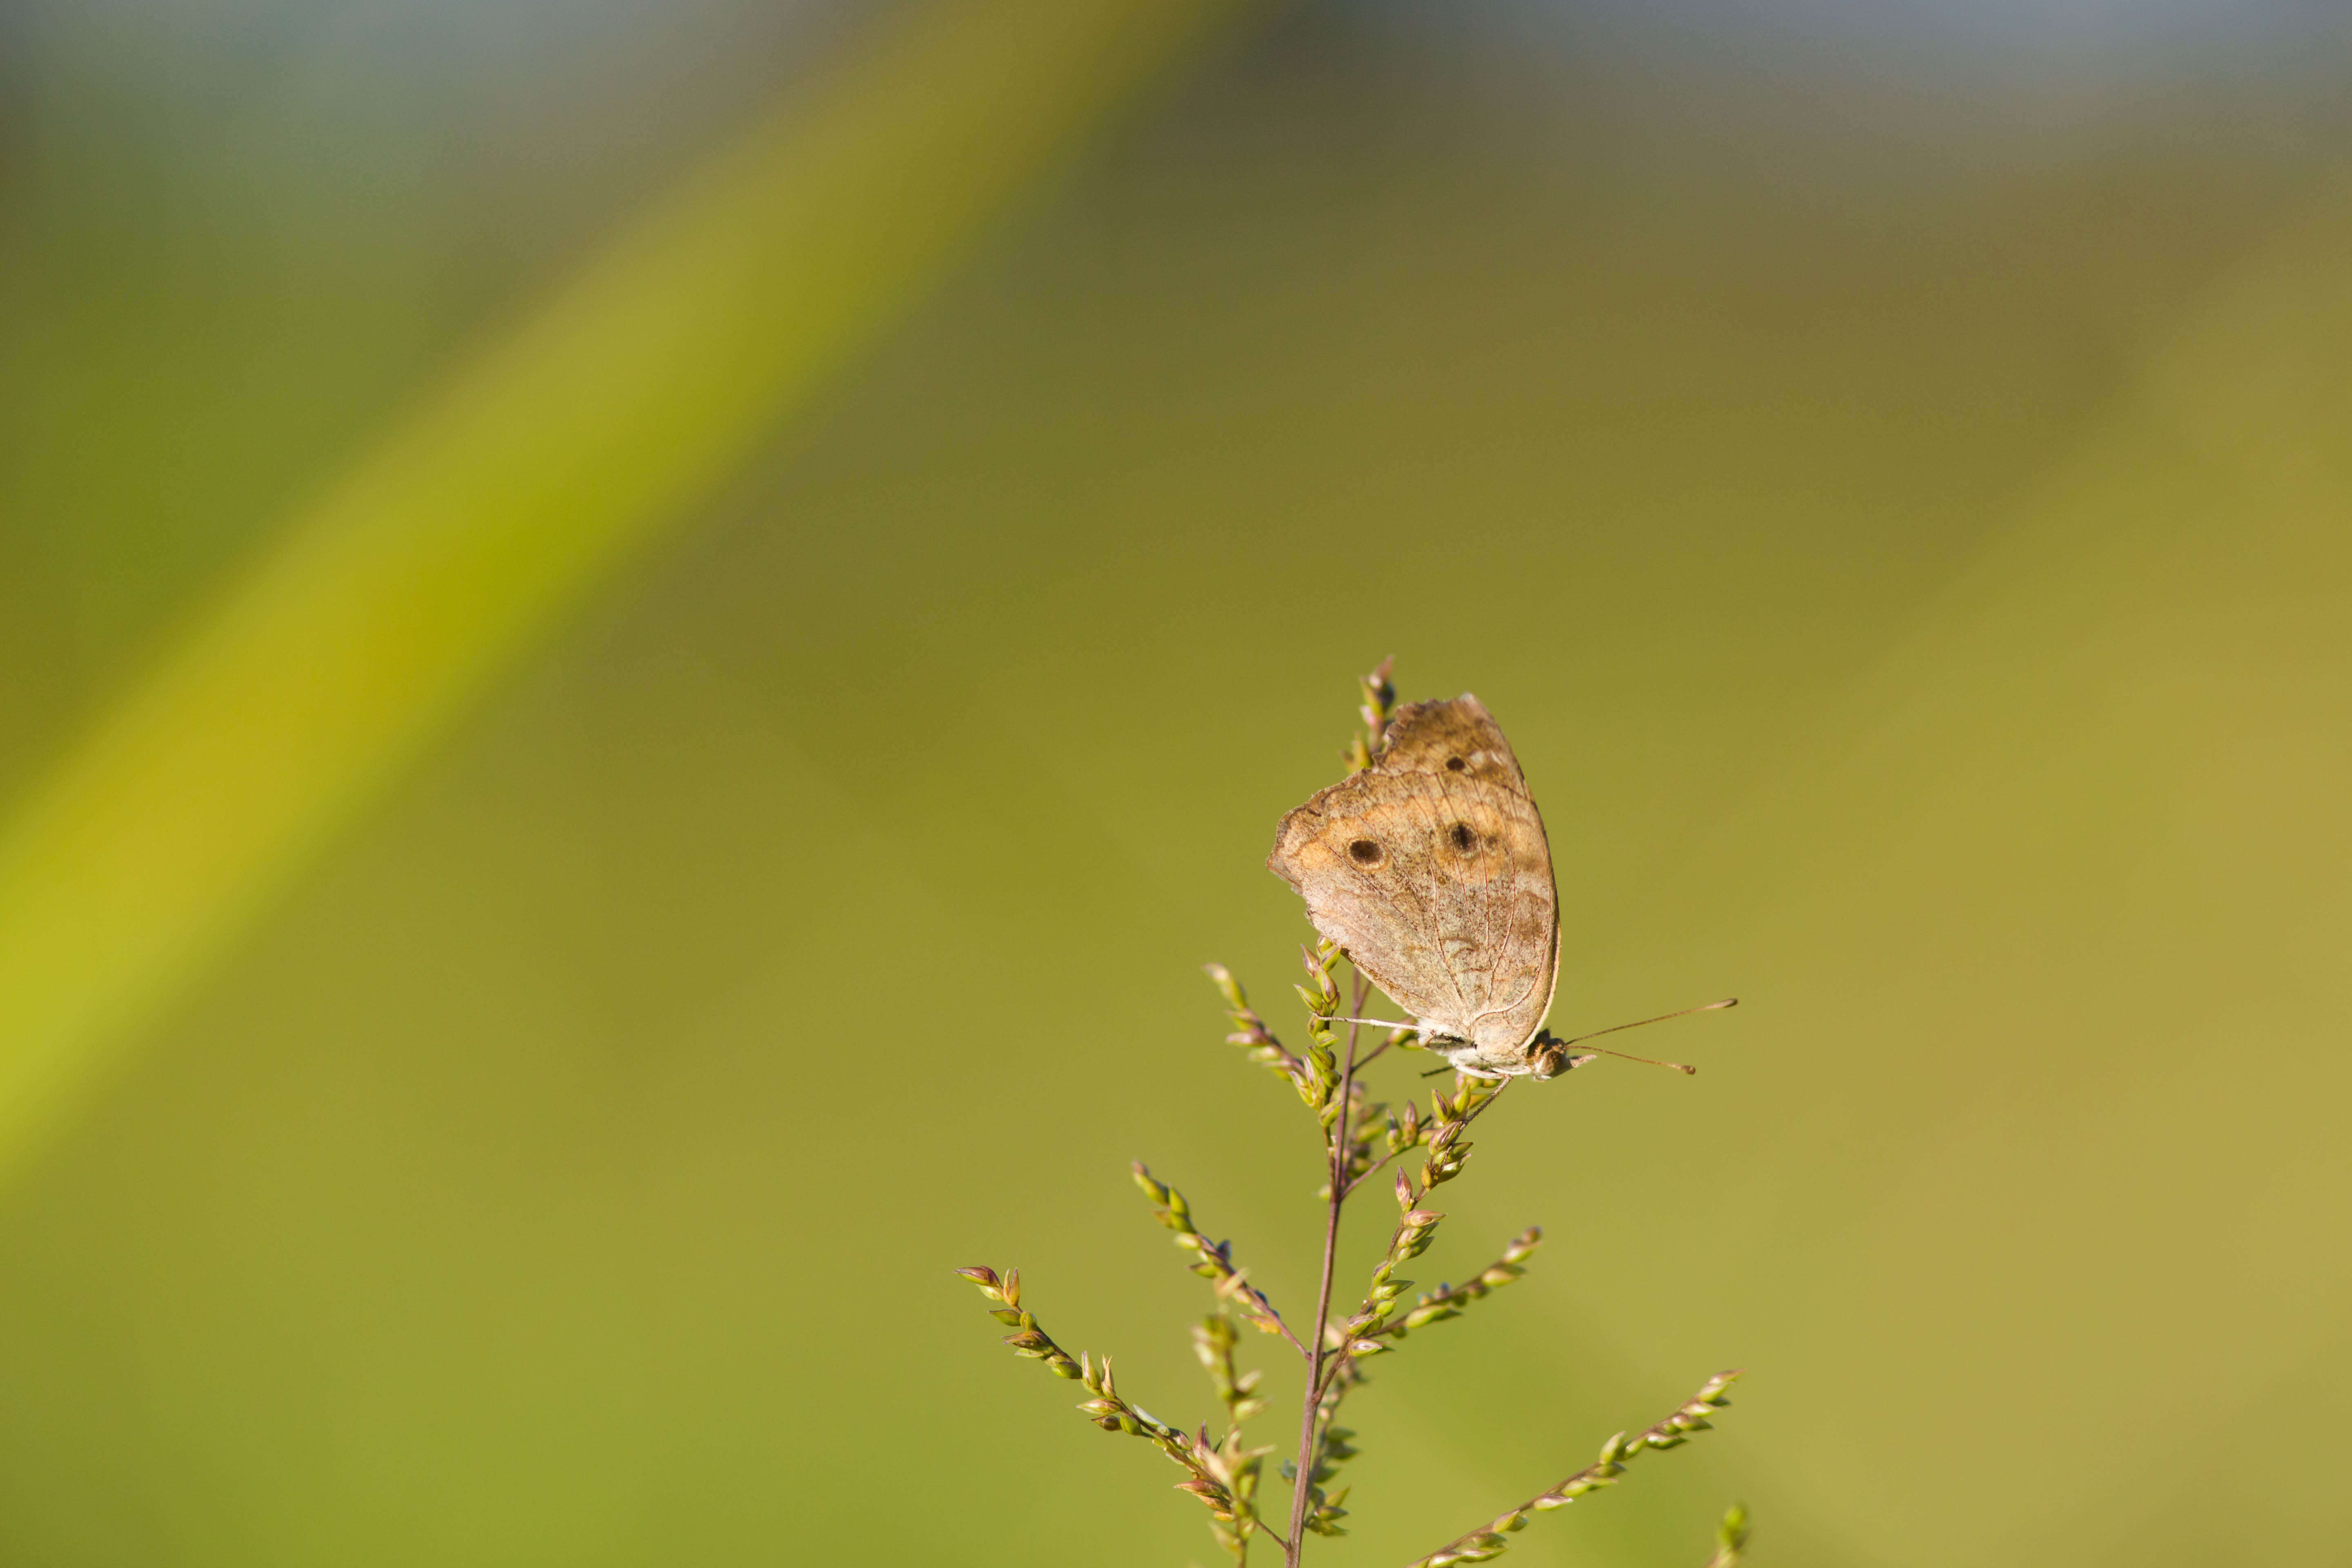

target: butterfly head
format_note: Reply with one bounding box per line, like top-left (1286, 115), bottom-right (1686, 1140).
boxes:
top-left (1530, 1041), bottom-right (1598, 1080)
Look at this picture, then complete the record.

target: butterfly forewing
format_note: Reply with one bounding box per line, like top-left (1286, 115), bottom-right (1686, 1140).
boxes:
top-left (1268, 696), bottom-right (1561, 1068)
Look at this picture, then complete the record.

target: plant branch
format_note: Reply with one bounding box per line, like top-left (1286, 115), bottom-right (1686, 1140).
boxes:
top-left (1365, 1226), bottom-right (1541, 1341)
top-left (1350, 1025), bottom-right (1415, 1074)
top-left (954, 1264), bottom-right (1288, 1552)
top-left (1207, 963), bottom-right (1318, 1105)
top-left (1397, 1370), bottom-right (1744, 1568)
top-left (1195, 1311), bottom-right (1271, 1431)
top-left (1702, 1503), bottom-right (1751, 1568)
top-left (1339, 1149), bottom-right (1402, 1203)
top-left (1339, 1056), bottom-right (1507, 1199)
top-left (1134, 1163), bottom-right (1311, 1359)
top-left (1321, 1074), bottom-right (1511, 1369)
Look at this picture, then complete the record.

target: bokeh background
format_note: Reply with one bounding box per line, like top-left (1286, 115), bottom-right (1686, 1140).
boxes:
top-left (3, 0), bottom-right (2350, 1563)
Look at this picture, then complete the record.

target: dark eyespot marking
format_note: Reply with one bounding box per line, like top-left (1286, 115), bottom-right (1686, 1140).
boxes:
top-left (1446, 755), bottom-right (1466, 772)
top-left (1348, 838), bottom-right (1385, 866)
top-left (1448, 821), bottom-right (1477, 853)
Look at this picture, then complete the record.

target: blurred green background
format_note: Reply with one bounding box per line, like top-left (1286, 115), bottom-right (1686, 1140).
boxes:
top-left (2, 0), bottom-right (2349, 1563)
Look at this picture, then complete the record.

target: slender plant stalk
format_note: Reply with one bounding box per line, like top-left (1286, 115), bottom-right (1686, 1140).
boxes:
top-left (1286, 974), bottom-right (1367, 1567)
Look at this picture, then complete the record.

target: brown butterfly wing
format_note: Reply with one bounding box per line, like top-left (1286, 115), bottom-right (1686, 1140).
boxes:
top-left (1267, 696), bottom-right (1560, 1060)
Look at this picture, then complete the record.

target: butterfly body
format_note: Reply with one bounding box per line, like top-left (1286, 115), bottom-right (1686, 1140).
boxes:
top-left (1269, 695), bottom-right (1577, 1079)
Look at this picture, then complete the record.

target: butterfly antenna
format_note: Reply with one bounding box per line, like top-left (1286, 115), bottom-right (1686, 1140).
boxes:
top-left (1552, 998), bottom-right (1737, 1076)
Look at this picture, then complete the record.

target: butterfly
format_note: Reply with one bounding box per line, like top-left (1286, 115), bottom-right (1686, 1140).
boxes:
top-left (1270, 694), bottom-right (1728, 1079)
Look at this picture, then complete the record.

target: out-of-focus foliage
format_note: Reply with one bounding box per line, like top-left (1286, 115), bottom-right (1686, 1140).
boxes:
top-left (0, 0), bottom-right (2347, 1564)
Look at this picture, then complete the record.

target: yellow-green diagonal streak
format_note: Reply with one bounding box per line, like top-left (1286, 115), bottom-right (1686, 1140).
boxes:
top-left (0, 0), bottom-right (1250, 1182)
